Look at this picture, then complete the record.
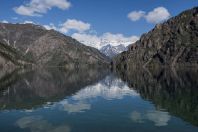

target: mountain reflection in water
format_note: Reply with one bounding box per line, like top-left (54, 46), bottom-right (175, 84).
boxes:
top-left (116, 67), bottom-right (198, 126)
top-left (0, 67), bottom-right (197, 132)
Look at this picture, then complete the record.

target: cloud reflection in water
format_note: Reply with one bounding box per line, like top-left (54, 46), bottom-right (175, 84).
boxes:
top-left (58, 76), bottom-right (139, 113)
top-left (16, 116), bottom-right (70, 132)
top-left (130, 110), bottom-right (171, 126)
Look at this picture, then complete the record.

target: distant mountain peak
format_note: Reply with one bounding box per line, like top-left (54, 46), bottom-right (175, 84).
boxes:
top-left (100, 44), bottom-right (127, 58)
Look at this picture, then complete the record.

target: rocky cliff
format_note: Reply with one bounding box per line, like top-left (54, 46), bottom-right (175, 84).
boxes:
top-left (113, 7), bottom-right (198, 70)
top-left (0, 23), bottom-right (109, 68)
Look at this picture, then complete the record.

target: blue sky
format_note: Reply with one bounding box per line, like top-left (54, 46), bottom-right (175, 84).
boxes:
top-left (0, 0), bottom-right (197, 48)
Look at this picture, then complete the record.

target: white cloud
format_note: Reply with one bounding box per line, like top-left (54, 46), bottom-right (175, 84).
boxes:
top-left (128, 11), bottom-right (145, 21)
top-left (128, 7), bottom-right (171, 24)
top-left (1, 20), bottom-right (36, 24)
top-left (72, 32), bottom-right (139, 49)
top-left (42, 19), bottom-right (90, 33)
top-left (1, 20), bottom-right (8, 23)
top-left (43, 23), bottom-right (57, 30)
top-left (23, 20), bottom-right (34, 24)
top-left (145, 7), bottom-right (171, 24)
top-left (72, 33), bottom-right (101, 48)
top-left (101, 32), bottom-right (139, 47)
top-left (59, 19), bottom-right (91, 33)
top-left (14, 0), bottom-right (71, 17)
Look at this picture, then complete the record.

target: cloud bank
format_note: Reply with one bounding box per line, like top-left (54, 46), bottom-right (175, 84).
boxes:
top-left (72, 33), bottom-right (139, 49)
top-left (42, 19), bottom-right (139, 49)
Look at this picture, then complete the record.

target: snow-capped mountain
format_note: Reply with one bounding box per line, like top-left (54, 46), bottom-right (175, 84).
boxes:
top-left (100, 44), bottom-right (127, 58)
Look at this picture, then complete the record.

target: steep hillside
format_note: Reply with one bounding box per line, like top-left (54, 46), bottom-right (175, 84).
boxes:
top-left (113, 7), bottom-right (198, 70)
top-left (0, 23), bottom-right (109, 68)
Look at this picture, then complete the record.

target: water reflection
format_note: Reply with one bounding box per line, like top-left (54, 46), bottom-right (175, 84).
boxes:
top-left (116, 67), bottom-right (198, 126)
top-left (56, 75), bottom-right (138, 113)
top-left (0, 67), bottom-right (197, 132)
top-left (130, 110), bottom-right (171, 126)
top-left (16, 116), bottom-right (70, 132)
top-left (0, 67), bottom-right (109, 110)
top-left (61, 101), bottom-right (91, 113)
top-left (72, 75), bottom-right (139, 100)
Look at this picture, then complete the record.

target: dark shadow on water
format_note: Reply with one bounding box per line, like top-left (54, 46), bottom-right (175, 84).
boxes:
top-left (115, 67), bottom-right (198, 126)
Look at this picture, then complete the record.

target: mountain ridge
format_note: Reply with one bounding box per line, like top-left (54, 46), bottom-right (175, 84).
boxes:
top-left (0, 23), bottom-right (110, 68)
top-left (113, 7), bottom-right (198, 70)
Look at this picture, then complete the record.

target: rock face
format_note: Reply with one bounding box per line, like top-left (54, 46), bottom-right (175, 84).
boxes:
top-left (0, 23), bottom-right (109, 68)
top-left (100, 44), bottom-right (127, 58)
top-left (113, 7), bottom-right (198, 70)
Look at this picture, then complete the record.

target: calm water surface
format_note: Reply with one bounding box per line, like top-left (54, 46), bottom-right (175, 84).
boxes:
top-left (0, 68), bottom-right (197, 132)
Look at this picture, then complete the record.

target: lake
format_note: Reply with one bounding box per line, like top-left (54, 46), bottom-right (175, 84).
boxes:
top-left (0, 67), bottom-right (197, 132)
